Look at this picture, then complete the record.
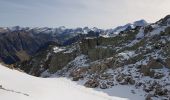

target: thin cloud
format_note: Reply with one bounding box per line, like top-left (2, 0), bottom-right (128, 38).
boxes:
top-left (0, 0), bottom-right (170, 28)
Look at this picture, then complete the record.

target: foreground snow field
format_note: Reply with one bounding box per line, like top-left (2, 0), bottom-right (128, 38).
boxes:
top-left (0, 64), bottom-right (144, 100)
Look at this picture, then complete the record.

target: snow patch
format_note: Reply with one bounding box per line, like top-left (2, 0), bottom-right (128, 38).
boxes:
top-left (53, 47), bottom-right (65, 53)
top-left (118, 51), bottom-right (136, 60)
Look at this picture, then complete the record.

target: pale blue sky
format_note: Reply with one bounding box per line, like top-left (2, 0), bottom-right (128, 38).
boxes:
top-left (0, 0), bottom-right (170, 28)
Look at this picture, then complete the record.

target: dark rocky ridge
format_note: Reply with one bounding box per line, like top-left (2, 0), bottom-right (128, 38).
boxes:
top-left (0, 30), bottom-right (59, 64)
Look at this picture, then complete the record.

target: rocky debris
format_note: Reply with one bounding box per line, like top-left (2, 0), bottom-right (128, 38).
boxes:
top-left (153, 72), bottom-right (164, 79)
top-left (106, 81), bottom-right (114, 86)
top-left (99, 83), bottom-right (108, 89)
top-left (127, 77), bottom-right (136, 85)
top-left (116, 74), bottom-right (135, 85)
top-left (135, 82), bottom-right (144, 89)
top-left (99, 73), bottom-right (113, 80)
top-left (141, 66), bottom-right (165, 79)
top-left (143, 86), bottom-right (153, 93)
top-left (154, 86), bottom-right (168, 96)
top-left (89, 63), bottom-right (108, 74)
top-left (115, 74), bottom-right (124, 82)
top-left (119, 80), bottom-right (128, 85)
top-left (72, 76), bottom-right (83, 81)
top-left (142, 81), bottom-right (170, 99)
top-left (84, 79), bottom-right (99, 88)
top-left (140, 65), bottom-right (155, 77)
top-left (70, 67), bottom-right (87, 81)
top-left (120, 77), bottom-right (135, 85)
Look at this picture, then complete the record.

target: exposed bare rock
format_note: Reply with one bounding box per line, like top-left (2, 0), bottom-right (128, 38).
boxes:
top-left (140, 65), bottom-right (155, 77)
top-left (115, 74), bottom-right (124, 82)
top-left (84, 79), bottom-right (99, 88)
top-left (100, 83), bottom-right (108, 89)
top-left (154, 87), bottom-right (168, 96)
top-left (147, 59), bottom-right (163, 69)
top-left (153, 72), bottom-right (164, 79)
top-left (165, 58), bottom-right (170, 69)
top-left (106, 81), bottom-right (114, 86)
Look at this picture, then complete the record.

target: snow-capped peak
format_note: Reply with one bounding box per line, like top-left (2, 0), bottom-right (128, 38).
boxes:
top-left (101, 19), bottom-right (148, 37)
top-left (7, 26), bottom-right (23, 31)
top-left (133, 19), bottom-right (148, 27)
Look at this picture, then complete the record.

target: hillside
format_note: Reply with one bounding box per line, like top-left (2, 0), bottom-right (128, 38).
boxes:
top-left (1, 15), bottom-right (170, 100)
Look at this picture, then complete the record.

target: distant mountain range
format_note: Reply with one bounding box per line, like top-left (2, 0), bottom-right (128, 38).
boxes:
top-left (0, 19), bottom-right (147, 64)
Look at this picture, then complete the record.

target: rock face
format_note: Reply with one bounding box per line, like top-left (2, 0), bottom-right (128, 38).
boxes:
top-left (14, 44), bottom-right (79, 76)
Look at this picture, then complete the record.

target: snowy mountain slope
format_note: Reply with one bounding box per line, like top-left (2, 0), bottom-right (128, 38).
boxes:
top-left (0, 64), bottom-right (145, 100)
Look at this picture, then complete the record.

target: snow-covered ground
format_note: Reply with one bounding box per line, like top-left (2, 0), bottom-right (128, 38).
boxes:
top-left (0, 64), bottom-right (145, 100)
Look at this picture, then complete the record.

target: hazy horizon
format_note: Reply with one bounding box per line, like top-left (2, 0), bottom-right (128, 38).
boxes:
top-left (1, 0), bottom-right (170, 29)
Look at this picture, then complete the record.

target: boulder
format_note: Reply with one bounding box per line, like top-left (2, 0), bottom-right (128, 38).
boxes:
top-left (84, 79), bottom-right (99, 88)
top-left (99, 73), bottom-right (113, 80)
top-left (115, 74), bottom-right (124, 82)
top-left (140, 65), bottom-right (155, 77)
top-left (72, 76), bottom-right (83, 81)
top-left (128, 77), bottom-right (136, 85)
top-left (119, 80), bottom-right (128, 85)
top-left (153, 72), bottom-right (164, 79)
top-left (70, 67), bottom-right (87, 77)
top-left (147, 59), bottom-right (163, 69)
top-left (116, 74), bottom-right (135, 85)
top-left (106, 81), bottom-right (114, 86)
top-left (70, 68), bottom-right (87, 81)
top-left (100, 83), bottom-right (108, 89)
top-left (89, 63), bottom-right (108, 73)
